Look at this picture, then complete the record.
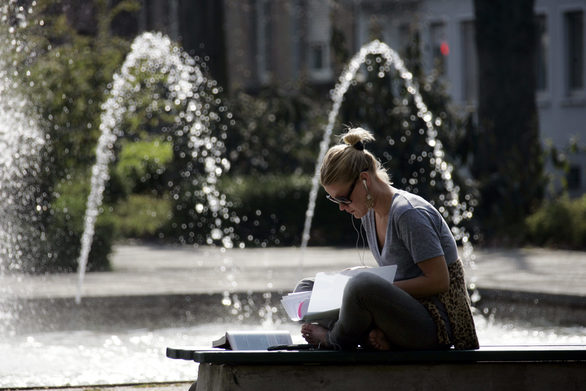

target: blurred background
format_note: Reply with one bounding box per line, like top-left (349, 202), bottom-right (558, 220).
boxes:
top-left (1, 0), bottom-right (584, 273)
top-left (1, 1), bottom-right (585, 388)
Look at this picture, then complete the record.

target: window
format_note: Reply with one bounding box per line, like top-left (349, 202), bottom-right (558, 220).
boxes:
top-left (256, 0), bottom-right (273, 83)
top-left (461, 20), bottom-right (478, 103)
top-left (535, 14), bottom-right (548, 92)
top-left (310, 43), bottom-right (325, 70)
top-left (567, 165), bottom-right (582, 191)
top-left (565, 11), bottom-right (584, 92)
top-left (398, 23), bottom-right (412, 57)
top-left (290, 0), bottom-right (303, 78)
top-left (306, 0), bottom-right (331, 81)
top-left (430, 22), bottom-right (447, 75)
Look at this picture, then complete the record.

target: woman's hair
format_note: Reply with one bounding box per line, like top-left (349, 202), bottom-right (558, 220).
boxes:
top-left (320, 127), bottom-right (390, 186)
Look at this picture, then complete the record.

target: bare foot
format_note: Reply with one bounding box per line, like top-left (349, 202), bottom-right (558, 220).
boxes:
top-left (368, 328), bottom-right (391, 351)
top-left (301, 323), bottom-right (331, 347)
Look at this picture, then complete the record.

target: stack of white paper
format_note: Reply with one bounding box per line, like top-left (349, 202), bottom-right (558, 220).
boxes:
top-left (280, 291), bottom-right (312, 321)
top-left (280, 265), bottom-right (397, 322)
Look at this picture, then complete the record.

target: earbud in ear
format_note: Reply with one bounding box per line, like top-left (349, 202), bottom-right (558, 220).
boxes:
top-left (362, 179), bottom-right (374, 208)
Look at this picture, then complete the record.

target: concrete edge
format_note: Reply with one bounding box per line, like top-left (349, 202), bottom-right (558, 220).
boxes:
top-left (2, 287), bottom-right (584, 334)
top-left (0, 381), bottom-right (192, 391)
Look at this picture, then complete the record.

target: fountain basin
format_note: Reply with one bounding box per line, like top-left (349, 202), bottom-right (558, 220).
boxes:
top-left (2, 289), bottom-right (586, 388)
top-left (180, 347), bottom-right (586, 391)
top-left (3, 288), bottom-right (586, 335)
top-left (2, 245), bottom-right (585, 388)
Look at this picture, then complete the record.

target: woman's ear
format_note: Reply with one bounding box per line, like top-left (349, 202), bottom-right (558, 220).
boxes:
top-left (360, 171), bottom-right (370, 185)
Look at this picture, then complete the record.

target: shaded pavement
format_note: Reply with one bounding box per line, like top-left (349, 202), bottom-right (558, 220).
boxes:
top-left (3, 244), bottom-right (585, 300)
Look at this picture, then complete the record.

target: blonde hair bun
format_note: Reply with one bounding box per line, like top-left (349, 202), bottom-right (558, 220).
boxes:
top-left (341, 127), bottom-right (375, 148)
top-left (320, 126), bottom-right (390, 186)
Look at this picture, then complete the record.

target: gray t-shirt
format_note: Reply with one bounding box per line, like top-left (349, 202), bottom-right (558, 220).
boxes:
top-left (362, 189), bottom-right (459, 282)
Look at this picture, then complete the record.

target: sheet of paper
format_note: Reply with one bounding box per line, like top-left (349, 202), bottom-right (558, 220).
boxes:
top-left (280, 265), bottom-right (397, 322)
top-left (305, 272), bottom-right (351, 314)
top-left (280, 291), bottom-right (311, 321)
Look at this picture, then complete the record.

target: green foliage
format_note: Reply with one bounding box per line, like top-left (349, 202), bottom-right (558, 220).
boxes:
top-left (218, 175), bottom-right (354, 247)
top-left (113, 194), bottom-right (172, 239)
top-left (114, 139), bottom-right (173, 195)
top-left (112, 55), bottom-right (180, 140)
top-left (24, 0), bottom-right (138, 177)
top-left (525, 195), bottom-right (586, 249)
top-left (224, 88), bottom-right (325, 176)
top-left (13, 0), bottom-right (139, 272)
top-left (542, 138), bottom-right (584, 197)
top-left (41, 175), bottom-right (115, 272)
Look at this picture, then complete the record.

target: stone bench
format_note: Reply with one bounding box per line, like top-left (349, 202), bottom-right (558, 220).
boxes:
top-left (167, 345), bottom-right (586, 391)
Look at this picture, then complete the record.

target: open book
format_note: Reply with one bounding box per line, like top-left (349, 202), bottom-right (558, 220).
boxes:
top-left (281, 265), bottom-right (397, 322)
top-left (212, 330), bottom-right (293, 350)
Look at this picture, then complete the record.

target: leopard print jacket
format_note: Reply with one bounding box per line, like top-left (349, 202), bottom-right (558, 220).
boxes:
top-left (419, 259), bottom-right (480, 350)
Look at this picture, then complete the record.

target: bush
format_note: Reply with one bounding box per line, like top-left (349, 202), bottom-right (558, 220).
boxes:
top-left (114, 194), bottom-right (172, 239)
top-left (224, 88), bottom-right (324, 176)
top-left (41, 175), bottom-right (116, 272)
top-left (525, 195), bottom-right (586, 249)
top-left (219, 175), bottom-right (359, 247)
top-left (114, 139), bottom-right (173, 195)
top-left (8, 0), bottom-right (136, 272)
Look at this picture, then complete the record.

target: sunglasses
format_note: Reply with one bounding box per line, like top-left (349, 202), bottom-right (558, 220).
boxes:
top-left (326, 174), bottom-right (360, 205)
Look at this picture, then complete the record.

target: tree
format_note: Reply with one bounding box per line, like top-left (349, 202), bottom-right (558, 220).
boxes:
top-left (472, 0), bottom-right (545, 242)
top-left (16, 0), bottom-right (140, 271)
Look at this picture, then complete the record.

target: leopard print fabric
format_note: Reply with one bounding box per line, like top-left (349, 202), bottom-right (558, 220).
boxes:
top-left (419, 259), bottom-right (479, 350)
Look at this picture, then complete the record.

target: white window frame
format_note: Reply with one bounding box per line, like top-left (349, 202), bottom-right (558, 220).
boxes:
top-left (459, 19), bottom-right (478, 106)
top-left (256, 0), bottom-right (272, 85)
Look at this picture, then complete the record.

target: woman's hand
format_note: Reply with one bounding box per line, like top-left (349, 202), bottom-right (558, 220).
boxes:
top-left (339, 265), bottom-right (371, 276)
top-left (342, 265), bottom-right (369, 271)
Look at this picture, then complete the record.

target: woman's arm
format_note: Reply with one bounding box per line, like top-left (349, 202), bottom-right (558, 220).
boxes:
top-left (393, 255), bottom-right (450, 298)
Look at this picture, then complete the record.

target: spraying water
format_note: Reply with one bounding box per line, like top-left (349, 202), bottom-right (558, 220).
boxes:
top-left (76, 32), bottom-right (232, 303)
top-left (300, 40), bottom-right (475, 276)
top-left (0, 2), bottom-right (45, 273)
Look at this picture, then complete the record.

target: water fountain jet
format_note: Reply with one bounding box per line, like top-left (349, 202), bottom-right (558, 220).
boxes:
top-left (0, 2), bottom-right (45, 274)
top-left (301, 40), bottom-right (475, 277)
top-left (76, 32), bottom-right (233, 303)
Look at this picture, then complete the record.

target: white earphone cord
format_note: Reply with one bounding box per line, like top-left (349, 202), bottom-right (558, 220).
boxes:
top-left (350, 214), bottom-right (367, 266)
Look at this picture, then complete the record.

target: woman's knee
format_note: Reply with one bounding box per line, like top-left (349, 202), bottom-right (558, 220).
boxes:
top-left (344, 272), bottom-right (387, 297)
top-left (344, 272), bottom-right (410, 307)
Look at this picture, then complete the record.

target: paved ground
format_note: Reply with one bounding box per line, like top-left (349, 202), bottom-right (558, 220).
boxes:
top-left (3, 244), bottom-right (585, 300)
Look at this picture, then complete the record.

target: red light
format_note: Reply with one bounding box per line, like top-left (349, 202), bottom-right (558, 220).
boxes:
top-left (440, 41), bottom-right (450, 56)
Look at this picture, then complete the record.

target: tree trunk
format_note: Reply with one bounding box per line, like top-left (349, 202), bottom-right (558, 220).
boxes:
top-left (472, 0), bottom-right (544, 241)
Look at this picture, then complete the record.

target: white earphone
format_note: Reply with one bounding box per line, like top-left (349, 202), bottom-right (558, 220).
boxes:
top-left (363, 179), bottom-right (373, 207)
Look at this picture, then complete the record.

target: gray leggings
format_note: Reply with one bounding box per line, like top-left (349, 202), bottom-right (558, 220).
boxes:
top-left (295, 272), bottom-right (449, 350)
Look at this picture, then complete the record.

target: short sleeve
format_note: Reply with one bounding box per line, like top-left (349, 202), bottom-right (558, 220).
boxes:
top-left (395, 208), bottom-right (445, 263)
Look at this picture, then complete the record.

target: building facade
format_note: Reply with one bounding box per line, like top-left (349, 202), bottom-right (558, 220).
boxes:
top-left (354, 0), bottom-right (585, 197)
top-left (137, 0), bottom-right (585, 196)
